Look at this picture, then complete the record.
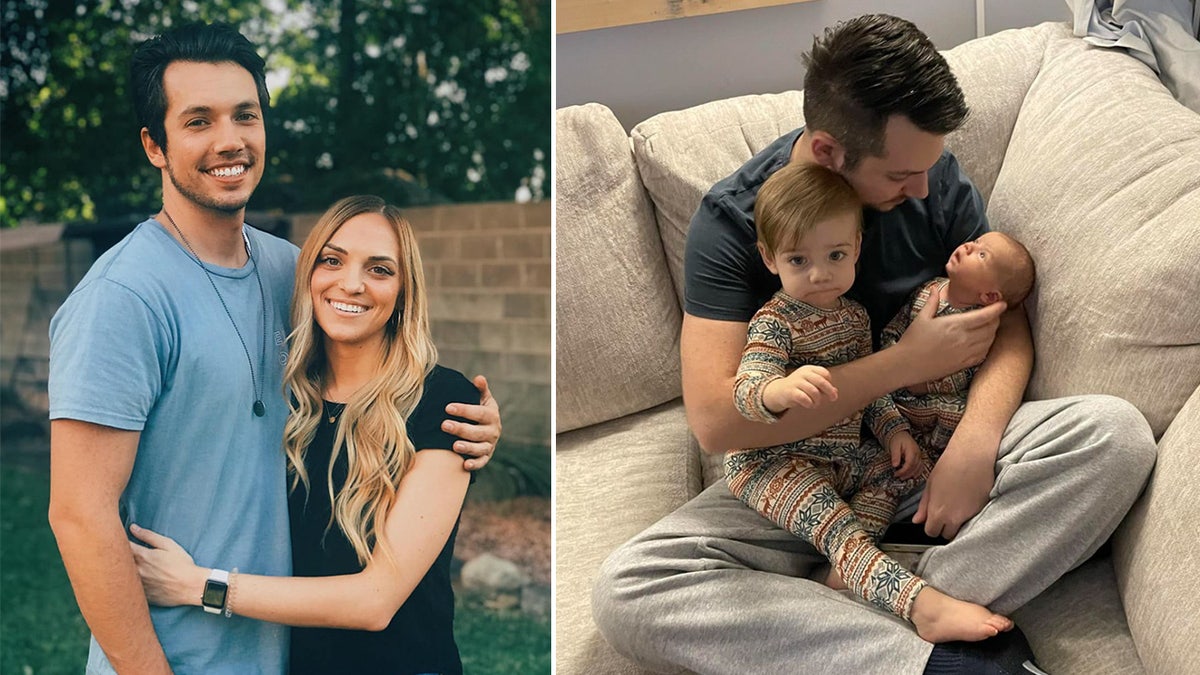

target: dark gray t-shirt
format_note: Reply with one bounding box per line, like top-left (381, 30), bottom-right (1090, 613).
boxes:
top-left (684, 127), bottom-right (989, 346)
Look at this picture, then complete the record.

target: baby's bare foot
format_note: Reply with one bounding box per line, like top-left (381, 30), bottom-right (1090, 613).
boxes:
top-left (911, 587), bottom-right (1013, 643)
top-left (825, 567), bottom-right (847, 591)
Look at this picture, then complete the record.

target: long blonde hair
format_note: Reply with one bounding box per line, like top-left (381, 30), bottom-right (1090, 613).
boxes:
top-left (283, 195), bottom-right (438, 566)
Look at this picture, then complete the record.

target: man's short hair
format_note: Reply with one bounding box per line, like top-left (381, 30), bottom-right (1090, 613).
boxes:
top-left (802, 14), bottom-right (969, 170)
top-left (755, 163), bottom-right (862, 255)
top-left (130, 22), bottom-right (269, 151)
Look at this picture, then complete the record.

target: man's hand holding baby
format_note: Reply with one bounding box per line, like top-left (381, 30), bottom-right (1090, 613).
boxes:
top-left (896, 284), bottom-right (1004, 386)
top-left (763, 365), bottom-right (839, 414)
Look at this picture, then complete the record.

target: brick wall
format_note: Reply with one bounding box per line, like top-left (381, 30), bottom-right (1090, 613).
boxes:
top-left (292, 202), bottom-right (551, 450)
top-left (1, 228), bottom-right (92, 414)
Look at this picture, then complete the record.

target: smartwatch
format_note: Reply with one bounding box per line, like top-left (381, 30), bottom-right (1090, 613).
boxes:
top-left (202, 568), bottom-right (230, 615)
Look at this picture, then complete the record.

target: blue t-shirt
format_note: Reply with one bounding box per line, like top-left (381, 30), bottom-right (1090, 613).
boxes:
top-left (684, 127), bottom-right (989, 346)
top-left (49, 218), bottom-right (299, 674)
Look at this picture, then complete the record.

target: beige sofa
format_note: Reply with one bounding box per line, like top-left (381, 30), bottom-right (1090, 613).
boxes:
top-left (556, 21), bottom-right (1200, 675)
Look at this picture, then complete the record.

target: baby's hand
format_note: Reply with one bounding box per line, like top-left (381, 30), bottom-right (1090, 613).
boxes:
top-left (890, 431), bottom-right (923, 481)
top-left (763, 365), bottom-right (838, 413)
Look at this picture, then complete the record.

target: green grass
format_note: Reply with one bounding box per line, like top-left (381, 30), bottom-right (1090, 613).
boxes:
top-left (1, 465), bottom-right (89, 674)
top-left (0, 465), bottom-right (548, 674)
top-left (457, 592), bottom-right (551, 674)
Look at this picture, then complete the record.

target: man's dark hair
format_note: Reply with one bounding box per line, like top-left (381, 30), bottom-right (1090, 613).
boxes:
top-left (130, 22), bottom-right (269, 152)
top-left (801, 14), bottom-right (968, 170)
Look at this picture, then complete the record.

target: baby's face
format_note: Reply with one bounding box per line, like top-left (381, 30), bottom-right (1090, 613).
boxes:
top-left (760, 212), bottom-right (861, 309)
top-left (945, 232), bottom-right (1012, 304)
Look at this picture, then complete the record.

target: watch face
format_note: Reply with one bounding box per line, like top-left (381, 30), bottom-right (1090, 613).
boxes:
top-left (202, 580), bottom-right (228, 608)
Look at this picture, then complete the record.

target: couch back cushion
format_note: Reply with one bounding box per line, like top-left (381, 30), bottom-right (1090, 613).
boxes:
top-left (631, 91), bottom-right (806, 303)
top-left (555, 104), bottom-right (683, 433)
top-left (987, 34), bottom-right (1200, 438)
top-left (941, 22), bottom-right (1062, 202)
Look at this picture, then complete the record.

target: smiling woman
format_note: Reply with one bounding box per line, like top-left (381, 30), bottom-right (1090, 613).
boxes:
top-left (308, 214), bottom-right (404, 352)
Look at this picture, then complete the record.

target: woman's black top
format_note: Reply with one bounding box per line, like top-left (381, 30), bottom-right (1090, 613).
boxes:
top-left (288, 365), bottom-right (478, 675)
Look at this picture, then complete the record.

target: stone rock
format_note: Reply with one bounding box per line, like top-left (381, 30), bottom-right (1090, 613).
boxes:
top-left (461, 553), bottom-right (529, 591)
top-left (484, 592), bottom-right (521, 611)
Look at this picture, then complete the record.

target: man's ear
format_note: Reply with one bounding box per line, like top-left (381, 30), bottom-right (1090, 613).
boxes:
top-left (757, 242), bottom-right (779, 275)
top-left (980, 289), bottom-right (1003, 306)
top-left (140, 128), bottom-right (167, 169)
top-left (808, 130), bottom-right (846, 172)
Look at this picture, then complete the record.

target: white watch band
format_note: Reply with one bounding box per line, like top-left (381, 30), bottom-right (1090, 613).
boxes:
top-left (202, 568), bottom-right (231, 615)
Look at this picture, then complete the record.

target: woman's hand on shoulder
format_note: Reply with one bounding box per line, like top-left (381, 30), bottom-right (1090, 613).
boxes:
top-left (128, 524), bottom-right (207, 608)
top-left (441, 374), bottom-right (501, 471)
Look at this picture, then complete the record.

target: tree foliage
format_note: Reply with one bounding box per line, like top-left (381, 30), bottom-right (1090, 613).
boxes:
top-left (0, 0), bottom-right (549, 227)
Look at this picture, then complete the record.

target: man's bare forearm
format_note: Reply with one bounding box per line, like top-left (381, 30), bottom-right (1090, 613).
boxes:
top-left (51, 511), bottom-right (172, 674)
top-left (687, 346), bottom-right (917, 453)
top-left (953, 309), bottom-right (1034, 455)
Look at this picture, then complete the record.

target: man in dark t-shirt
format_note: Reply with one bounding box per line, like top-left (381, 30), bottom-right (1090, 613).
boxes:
top-left (592, 14), bottom-right (1156, 675)
top-left (685, 127), bottom-right (988, 341)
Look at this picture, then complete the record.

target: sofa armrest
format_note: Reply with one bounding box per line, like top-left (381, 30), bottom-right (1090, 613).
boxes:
top-left (1113, 384), bottom-right (1200, 675)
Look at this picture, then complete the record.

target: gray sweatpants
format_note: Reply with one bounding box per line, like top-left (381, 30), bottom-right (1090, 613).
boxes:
top-left (591, 395), bottom-right (1156, 675)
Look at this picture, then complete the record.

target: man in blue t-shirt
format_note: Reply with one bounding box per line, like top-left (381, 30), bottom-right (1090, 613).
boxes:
top-left (593, 14), bottom-right (1156, 675)
top-left (47, 23), bottom-right (502, 674)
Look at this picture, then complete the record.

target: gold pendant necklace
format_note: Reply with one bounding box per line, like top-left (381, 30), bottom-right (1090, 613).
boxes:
top-left (326, 401), bottom-right (345, 424)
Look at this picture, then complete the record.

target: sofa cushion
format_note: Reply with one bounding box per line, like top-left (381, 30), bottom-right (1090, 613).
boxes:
top-left (1113, 384), bottom-right (1200, 675)
top-left (986, 33), bottom-right (1200, 437)
top-left (941, 22), bottom-right (1063, 203)
top-left (1012, 555), bottom-right (1144, 675)
top-left (555, 104), bottom-right (683, 433)
top-left (555, 400), bottom-right (698, 674)
top-left (631, 91), bottom-right (805, 303)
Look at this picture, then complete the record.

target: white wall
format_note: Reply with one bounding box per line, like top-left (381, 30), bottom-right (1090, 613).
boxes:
top-left (556, 0), bottom-right (1071, 129)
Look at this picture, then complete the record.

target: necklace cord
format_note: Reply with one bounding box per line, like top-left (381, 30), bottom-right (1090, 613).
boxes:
top-left (161, 209), bottom-right (269, 417)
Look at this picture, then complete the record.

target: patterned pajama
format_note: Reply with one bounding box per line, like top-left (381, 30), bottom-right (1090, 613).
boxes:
top-left (727, 292), bottom-right (928, 620)
top-left (867, 278), bottom-right (976, 457)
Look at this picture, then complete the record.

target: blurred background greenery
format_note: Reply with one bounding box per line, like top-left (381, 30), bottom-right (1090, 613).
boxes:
top-left (1, 0), bottom-right (550, 227)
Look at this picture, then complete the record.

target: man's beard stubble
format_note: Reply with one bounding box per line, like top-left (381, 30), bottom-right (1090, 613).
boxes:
top-left (164, 158), bottom-right (254, 215)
